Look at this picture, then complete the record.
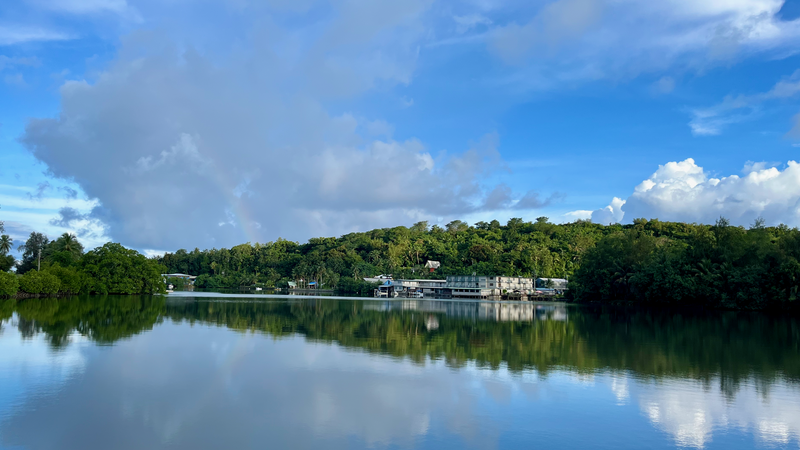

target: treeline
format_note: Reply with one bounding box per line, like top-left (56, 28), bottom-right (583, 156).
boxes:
top-left (573, 218), bottom-right (800, 310)
top-left (157, 217), bottom-right (800, 309)
top-left (159, 218), bottom-right (615, 289)
top-left (0, 230), bottom-right (166, 297)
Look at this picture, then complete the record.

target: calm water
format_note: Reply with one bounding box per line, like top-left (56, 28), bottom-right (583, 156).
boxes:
top-left (1, 294), bottom-right (799, 450)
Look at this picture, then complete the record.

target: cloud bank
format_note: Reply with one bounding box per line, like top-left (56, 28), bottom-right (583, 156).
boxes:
top-left (590, 158), bottom-right (800, 227)
top-left (22, 15), bottom-right (547, 250)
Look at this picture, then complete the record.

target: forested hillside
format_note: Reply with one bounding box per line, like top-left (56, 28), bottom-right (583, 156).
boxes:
top-left (159, 217), bottom-right (800, 310)
top-left (158, 218), bottom-right (617, 290)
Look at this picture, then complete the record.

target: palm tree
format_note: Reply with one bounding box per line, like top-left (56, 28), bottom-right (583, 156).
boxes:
top-left (59, 233), bottom-right (78, 253)
top-left (0, 235), bottom-right (12, 255)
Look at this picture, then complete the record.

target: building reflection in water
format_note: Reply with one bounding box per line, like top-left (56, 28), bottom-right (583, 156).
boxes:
top-left (362, 300), bottom-right (568, 322)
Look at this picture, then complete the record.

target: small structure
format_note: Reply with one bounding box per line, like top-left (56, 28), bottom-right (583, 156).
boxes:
top-left (374, 280), bottom-right (400, 298)
top-left (372, 278), bottom-right (446, 298)
top-left (363, 274), bottom-right (393, 284)
top-left (424, 261), bottom-right (441, 273)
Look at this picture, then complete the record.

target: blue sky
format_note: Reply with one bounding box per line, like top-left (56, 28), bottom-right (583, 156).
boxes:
top-left (3, 0), bottom-right (800, 254)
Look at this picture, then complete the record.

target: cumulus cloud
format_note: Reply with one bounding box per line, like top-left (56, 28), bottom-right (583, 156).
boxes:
top-left (690, 69), bottom-right (800, 135)
top-left (588, 158), bottom-right (800, 227)
top-left (22, 17), bottom-right (533, 250)
top-left (590, 197), bottom-right (625, 225)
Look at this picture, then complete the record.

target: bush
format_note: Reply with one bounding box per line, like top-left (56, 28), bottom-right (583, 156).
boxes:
top-left (19, 271), bottom-right (61, 295)
top-left (46, 265), bottom-right (87, 295)
top-left (0, 271), bottom-right (18, 297)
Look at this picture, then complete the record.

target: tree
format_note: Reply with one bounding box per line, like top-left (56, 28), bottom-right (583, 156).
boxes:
top-left (446, 220), bottom-right (469, 234)
top-left (0, 235), bottom-right (13, 272)
top-left (53, 233), bottom-right (84, 255)
top-left (0, 235), bottom-right (12, 255)
top-left (46, 233), bottom-right (85, 267)
top-left (81, 243), bottom-right (166, 294)
top-left (17, 232), bottom-right (49, 274)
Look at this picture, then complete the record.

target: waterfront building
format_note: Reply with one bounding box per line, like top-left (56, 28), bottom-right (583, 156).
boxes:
top-left (438, 275), bottom-right (536, 299)
top-left (371, 278), bottom-right (446, 297)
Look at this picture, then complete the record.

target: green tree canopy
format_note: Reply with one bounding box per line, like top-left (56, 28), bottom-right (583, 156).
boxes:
top-left (81, 243), bottom-right (166, 295)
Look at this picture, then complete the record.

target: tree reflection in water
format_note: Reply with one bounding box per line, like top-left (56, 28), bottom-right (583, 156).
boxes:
top-left (5, 295), bottom-right (798, 386)
top-left (2, 295), bottom-right (800, 449)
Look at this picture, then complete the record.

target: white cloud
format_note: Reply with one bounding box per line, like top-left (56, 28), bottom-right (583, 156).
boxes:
top-left (690, 69), bottom-right (800, 135)
top-left (590, 197), bottom-right (625, 224)
top-left (26, 0), bottom-right (140, 19)
top-left (562, 209), bottom-right (592, 221)
top-left (21, 21), bottom-right (533, 250)
top-left (0, 26), bottom-right (72, 46)
top-left (591, 158), bottom-right (800, 227)
top-left (479, 0), bottom-right (800, 87)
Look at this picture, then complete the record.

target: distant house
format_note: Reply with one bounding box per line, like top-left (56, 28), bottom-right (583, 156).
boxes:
top-left (424, 261), bottom-right (441, 272)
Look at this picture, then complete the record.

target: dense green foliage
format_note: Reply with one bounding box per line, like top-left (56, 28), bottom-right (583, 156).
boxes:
top-left (46, 265), bottom-right (88, 295)
top-left (5, 233), bottom-right (166, 296)
top-left (19, 271), bottom-right (61, 295)
top-left (81, 243), bottom-right (166, 294)
top-left (161, 218), bottom-right (615, 288)
top-left (572, 218), bottom-right (800, 310)
top-left (159, 217), bottom-right (800, 309)
top-left (0, 271), bottom-right (18, 297)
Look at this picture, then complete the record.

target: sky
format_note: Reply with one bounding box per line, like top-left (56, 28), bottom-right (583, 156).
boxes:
top-left (3, 0), bottom-right (800, 255)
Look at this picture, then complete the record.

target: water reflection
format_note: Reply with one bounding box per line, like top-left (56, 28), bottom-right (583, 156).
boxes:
top-left (0, 295), bottom-right (798, 449)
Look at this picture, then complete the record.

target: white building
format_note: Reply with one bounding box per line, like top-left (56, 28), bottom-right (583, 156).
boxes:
top-left (442, 275), bottom-right (536, 299)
